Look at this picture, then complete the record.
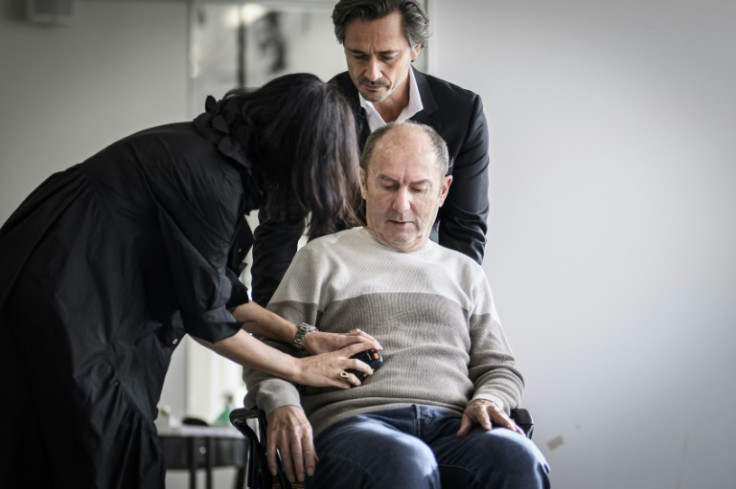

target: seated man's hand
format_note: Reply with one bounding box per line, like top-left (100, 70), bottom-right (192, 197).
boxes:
top-left (267, 405), bottom-right (316, 484)
top-left (457, 399), bottom-right (525, 436)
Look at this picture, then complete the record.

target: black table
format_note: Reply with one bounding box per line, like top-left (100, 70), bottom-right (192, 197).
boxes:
top-left (159, 425), bottom-right (247, 489)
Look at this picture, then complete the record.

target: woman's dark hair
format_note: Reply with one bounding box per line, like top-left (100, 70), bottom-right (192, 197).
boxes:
top-left (222, 73), bottom-right (361, 239)
top-left (332, 0), bottom-right (429, 49)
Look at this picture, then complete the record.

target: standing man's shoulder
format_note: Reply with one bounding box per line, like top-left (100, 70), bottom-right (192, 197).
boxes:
top-left (413, 69), bottom-right (484, 111)
top-left (411, 68), bottom-right (488, 154)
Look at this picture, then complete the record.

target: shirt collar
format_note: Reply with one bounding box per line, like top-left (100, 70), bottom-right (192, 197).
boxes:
top-left (359, 67), bottom-right (424, 132)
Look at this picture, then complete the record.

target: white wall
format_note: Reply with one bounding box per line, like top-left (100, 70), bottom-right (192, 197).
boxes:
top-left (433, 1), bottom-right (736, 487)
top-left (2, 1), bottom-right (735, 488)
top-left (0, 0), bottom-right (188, 222)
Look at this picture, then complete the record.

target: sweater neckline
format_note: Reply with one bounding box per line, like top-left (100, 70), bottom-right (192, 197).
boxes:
top-left (356, 227), bottom-right (435, 257)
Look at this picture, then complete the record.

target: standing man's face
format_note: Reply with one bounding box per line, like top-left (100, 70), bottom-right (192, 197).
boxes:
top-left (343, 11), bottom-right (421, 107)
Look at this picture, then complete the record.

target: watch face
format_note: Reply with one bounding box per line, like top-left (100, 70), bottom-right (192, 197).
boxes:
top-left (294, 323), bottom-right (316, 349)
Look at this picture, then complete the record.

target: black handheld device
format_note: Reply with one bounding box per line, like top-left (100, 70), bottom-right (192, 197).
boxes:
top-left (347, 349), bottom-right (383, 380)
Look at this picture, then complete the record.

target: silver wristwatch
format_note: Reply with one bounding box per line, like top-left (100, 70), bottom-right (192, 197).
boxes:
top-left (293, 322), bottom-right (317, 350)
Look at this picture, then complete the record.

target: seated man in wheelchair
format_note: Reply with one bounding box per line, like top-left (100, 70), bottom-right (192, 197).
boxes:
top-left (243, 121), bottom-right (550, 489)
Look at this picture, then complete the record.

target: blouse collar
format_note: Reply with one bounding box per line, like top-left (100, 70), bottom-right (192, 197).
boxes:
top-left (193, 95), bottom-right (266, 212)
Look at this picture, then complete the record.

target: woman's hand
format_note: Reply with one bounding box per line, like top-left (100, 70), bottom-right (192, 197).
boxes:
top-left (291, 342), bottom-right (380, 389)
top-left (301, 328), bottom-right (382, 355)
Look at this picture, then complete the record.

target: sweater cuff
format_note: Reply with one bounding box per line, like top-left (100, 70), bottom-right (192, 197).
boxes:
top-left (471, 395), bottom-right (510, 415)
top-left (247, 378), bottom-right (301, 415)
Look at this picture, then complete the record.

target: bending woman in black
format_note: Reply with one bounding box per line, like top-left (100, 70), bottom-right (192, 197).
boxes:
top-left (0, 73), bottom-right (377, 489)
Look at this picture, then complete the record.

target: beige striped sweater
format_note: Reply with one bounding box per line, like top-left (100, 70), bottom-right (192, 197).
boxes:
top-left (244, 227), bottom-right (524, 436)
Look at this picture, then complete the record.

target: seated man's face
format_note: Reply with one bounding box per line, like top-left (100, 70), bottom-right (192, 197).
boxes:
top-left (360, 125), bottom-right (452, 253)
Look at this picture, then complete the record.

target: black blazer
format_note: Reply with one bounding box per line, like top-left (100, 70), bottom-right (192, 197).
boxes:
top-left (252, 68), bottom-right (490, 305)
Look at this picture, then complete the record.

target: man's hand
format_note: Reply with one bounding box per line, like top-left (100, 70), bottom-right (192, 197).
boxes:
top-left (266, 405), bottom-right (317, 484)
top-left (457, 399), bottom-right (525, 436)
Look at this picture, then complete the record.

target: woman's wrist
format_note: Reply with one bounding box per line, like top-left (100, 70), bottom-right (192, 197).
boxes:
top-left (284, 354), bottom-right (304, 383)
top-left (292, 322), bottom-right (318, 350)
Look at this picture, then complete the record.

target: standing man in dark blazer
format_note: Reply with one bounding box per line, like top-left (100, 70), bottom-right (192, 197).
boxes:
top-left (252, 0), bottom-right (490, 305)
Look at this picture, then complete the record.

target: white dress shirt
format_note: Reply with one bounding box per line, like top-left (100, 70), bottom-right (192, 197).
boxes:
top-left (359, 68), bottom-right (424, 131)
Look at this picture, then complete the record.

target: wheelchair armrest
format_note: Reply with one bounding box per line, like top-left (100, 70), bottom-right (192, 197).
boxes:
top-left (229, 408), bottom-right (293, 489)
top-left (229, 407), bottom-right (265, 430)
top-left (510, 408), bottom-right (535, 439)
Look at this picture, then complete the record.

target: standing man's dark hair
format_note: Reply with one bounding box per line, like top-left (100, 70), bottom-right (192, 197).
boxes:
top-left (251, 0), bottom-right (491, 306)
top-left (332, 0), bottom-right (430, 49)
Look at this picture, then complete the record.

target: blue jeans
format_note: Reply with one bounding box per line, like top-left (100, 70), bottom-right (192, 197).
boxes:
top-left (305, 405), bottom-right (550, 489)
